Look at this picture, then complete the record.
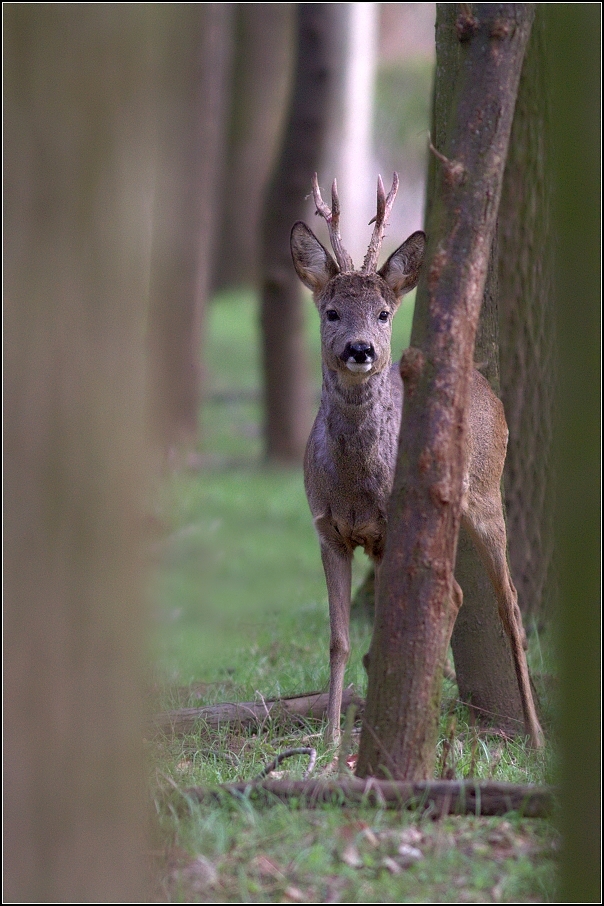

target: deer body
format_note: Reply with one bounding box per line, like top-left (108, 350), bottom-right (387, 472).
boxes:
top-left (291, 175), bottom-right (543, 749)
top-left (306, 352), bottom-right (401, 563)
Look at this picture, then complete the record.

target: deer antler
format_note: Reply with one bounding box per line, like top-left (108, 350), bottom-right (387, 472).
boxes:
top-left (311, 174), bottom-right (354, 273)
top-left (361, 173), bottom-right (400, 273)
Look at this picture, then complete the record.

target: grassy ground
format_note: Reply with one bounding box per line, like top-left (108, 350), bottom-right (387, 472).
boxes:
top-left (148, 289), bottom-right (559, 902)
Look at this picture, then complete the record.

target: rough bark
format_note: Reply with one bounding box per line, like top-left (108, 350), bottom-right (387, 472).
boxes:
top-left (443, 2), bottom-right (526, 733)
top-left (260, 4), bottom-right (349, 464)
top-left (3, 7), bottom-right (155, 900)
top-left (152, 688), bottom-right (364, 737)
top-left (498, 6), bottom-right (555, 626)
top-left (212, 5), bottom-right (295, 292)
top-left (548, 6), bottom-right (601, 903)
top-left (146, 5), bottom-right (233, 456)
top-left (356, 4), bottom-right (534, 782)
top-left (184, 778), bottom-right (554, 818)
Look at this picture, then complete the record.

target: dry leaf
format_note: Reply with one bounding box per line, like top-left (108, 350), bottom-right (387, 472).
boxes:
top-left (491, 880), bottom-right (504, 901)
top-left (337, 820), bottom-right (369, 842)
top-left (397, 826), bottom-right (423, 847)
top-left (340, 843), bottom-right (363, 868)
top-left (397, 843), bottom-right (424, 867)
top-left (381, 856), bottom-right (402, 875)
top-left (171, 855), bottom-right (217, 893)
top-left (361, 827), bottom-right (379, 848)
top-left (251, 854), bottom-right (284, 879)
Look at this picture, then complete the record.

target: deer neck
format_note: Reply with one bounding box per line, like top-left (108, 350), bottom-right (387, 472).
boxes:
top-left (320, 362), bottom-right (398, 450)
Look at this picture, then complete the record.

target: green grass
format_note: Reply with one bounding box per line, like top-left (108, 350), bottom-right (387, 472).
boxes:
top-left (148, 288), bottom-right (559, 902)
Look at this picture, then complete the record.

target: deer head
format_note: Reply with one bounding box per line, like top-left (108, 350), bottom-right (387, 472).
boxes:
top-left (290, 174), bottom-right (426, 384)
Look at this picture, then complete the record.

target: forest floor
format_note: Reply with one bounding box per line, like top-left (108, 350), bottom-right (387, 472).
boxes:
top-left (147, 290), bottom-right (559, 903)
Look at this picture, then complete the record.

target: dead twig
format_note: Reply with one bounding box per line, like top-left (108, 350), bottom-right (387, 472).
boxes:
top-left (252, 747), bottom-right (317, 782)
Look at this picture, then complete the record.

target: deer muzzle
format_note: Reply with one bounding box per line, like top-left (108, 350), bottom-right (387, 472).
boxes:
top-left (342, 341), bottom-right (376, 374)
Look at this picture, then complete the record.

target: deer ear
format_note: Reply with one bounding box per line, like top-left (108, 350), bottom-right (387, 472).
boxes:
top-left (378, 230), bottom-right (426, 298)
top-left (291, 222), bottom-right (339, 293)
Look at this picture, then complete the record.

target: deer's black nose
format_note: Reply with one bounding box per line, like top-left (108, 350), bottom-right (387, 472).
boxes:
top-left (343, 342), bottom-right (375, 364)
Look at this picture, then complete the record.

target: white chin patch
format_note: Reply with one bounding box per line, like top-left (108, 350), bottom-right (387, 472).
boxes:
top-left (346, 360), bottom-right (373, 374)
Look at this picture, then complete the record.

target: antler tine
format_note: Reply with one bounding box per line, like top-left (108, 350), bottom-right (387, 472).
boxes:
top-left (311, 172), bottom-right (331, 221)
top-left (362, 172), bottom-right (400, 273)
top-left (330, 178), bottom-right (341, 218)
top-left (311, 173), bottom-right (354, 273)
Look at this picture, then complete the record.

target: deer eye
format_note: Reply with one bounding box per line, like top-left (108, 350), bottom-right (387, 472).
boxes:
top-left (378, 310), bottom-right (389, 322)
top-left (326, 309), bottom-right (340, 322)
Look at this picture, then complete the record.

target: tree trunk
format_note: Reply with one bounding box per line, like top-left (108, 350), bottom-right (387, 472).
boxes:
top-left (321, 3), bottom-right (379, 267)
top-left (498, 6), bottom-right (555, 627)
top-left (260, 4), bottom-right (349, 464)
top-left (437, 4), bottom-right (527, 735)
top-left (212, 5), bottom-right (295, 293)
top-left (146, 5), bottom-right (233, 457)
top-left (548, 7), bottom-right (601, 903)
top-left (3, 7), bottom-right (155, 900)
top-left (356, 4), bottom-right (534, 782)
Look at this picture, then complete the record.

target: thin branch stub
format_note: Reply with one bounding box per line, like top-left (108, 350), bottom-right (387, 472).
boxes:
top-left (428, 134), bottom-right (466, 186)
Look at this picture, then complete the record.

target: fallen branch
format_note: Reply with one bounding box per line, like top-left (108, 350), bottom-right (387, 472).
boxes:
top-left (151, 687), bottom-right (363, 737)
top-left (181, 777), bottom-right (554, 818)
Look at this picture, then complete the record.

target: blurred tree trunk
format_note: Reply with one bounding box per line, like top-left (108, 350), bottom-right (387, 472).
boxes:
top-left (548, 7), bottom-right (600, 903)
top-left (212, 5), bottom-right (295, 293)
top-left (351, 565), bottom-right (376, 622)
top-left (4, 6), bottom-right (156, 900)
top-left (260, 4), bottom-right (350, 464)
top-left (147, 5), bottom-right (233, 458)
top-left (321, 2), bottom-right (379, 266)
top-left (357, 3), bottom-right (534, 781)
top-left (498, 6), bottom-right (555, 628)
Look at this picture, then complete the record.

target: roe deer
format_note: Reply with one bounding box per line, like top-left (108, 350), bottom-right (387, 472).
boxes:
top-left (290, 173), bottom-right (544, 749)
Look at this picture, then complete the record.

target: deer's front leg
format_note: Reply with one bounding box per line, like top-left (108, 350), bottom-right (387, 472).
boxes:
top-left (320, 540), bottom-right (352, 745)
